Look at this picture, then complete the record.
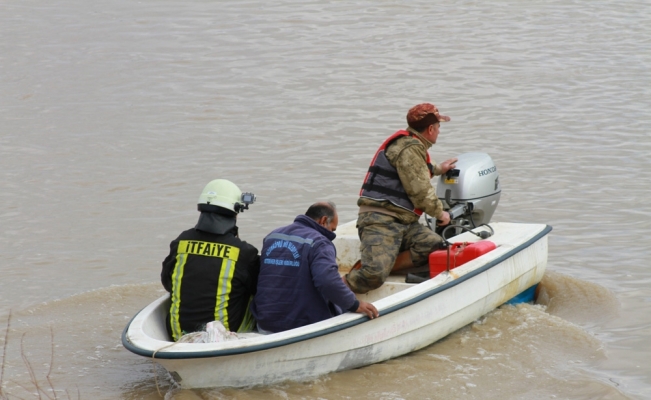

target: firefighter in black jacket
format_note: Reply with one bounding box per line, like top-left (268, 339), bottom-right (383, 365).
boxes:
top-left (161, 179), bottom-right (260, 341)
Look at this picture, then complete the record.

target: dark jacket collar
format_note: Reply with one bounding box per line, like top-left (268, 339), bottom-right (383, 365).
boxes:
top-left (195, 212), bottom-right (238, 235)
top-left (294, 215), bottom-right (336, 241)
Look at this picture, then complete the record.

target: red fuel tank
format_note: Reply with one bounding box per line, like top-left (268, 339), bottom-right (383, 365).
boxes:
top-left (429, 240), bottom-right (497, 278)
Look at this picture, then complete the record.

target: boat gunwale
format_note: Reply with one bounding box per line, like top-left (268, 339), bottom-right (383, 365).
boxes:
top-left (122, 224), bottom-right (552, 359)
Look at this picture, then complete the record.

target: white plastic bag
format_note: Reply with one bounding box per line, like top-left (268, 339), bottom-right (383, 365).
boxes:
top-left (205, 320), bottom-right (239, 342)
top-left (176, 321), bottom-right (239, 343)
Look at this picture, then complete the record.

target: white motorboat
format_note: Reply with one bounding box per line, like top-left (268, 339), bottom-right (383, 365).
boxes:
top-left (122, 152), bottom-right (552, 389)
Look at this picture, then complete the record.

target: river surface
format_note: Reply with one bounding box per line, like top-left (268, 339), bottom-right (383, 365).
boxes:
top-left (2, 0), bottom-right (650, 399)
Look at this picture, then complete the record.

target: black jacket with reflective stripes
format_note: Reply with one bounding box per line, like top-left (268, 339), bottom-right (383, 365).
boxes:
top-left (161, 227), bottom-right (260, 341)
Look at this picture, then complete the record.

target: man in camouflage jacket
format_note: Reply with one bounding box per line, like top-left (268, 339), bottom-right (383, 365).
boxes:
top-left (345, 103), bottom-right (458, 294)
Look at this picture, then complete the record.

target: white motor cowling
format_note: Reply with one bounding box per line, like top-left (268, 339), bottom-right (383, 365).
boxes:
top-left (434, 152), bottom-right (501, 238)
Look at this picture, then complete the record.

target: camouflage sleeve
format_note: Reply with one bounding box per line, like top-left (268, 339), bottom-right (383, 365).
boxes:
top-left (394, 144), bottom-right (444, 219)
top-left (432, 163), bottom-right (444, 176)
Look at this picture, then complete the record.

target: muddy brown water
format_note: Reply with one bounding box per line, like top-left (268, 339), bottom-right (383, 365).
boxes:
top-left (2, 1), bottom-right (650, 398)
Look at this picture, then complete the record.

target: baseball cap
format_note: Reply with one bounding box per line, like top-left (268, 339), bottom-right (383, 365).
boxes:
top-left (406, 103), bottom-right (450, 131)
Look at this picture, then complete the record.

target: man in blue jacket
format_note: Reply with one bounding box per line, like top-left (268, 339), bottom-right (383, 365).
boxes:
top-left (251, 202), bottom-right (378, 333)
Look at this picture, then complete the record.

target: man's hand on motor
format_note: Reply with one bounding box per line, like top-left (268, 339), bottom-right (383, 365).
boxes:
top-left (436, 212), bottom-right (452, 226)
top-left (439, 158), bottom-right (458, 174)
top-left (356, 301), bottom-right (379, 319)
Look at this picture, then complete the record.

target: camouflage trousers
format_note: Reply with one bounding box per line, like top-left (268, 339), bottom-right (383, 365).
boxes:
top-left (345, 212), bottom-right (442, 294)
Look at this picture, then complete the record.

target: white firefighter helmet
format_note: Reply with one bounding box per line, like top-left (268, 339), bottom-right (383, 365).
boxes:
top-left (197, 179), bottom-right (242, 214)
top-left (197, 179), bottom-right (256, 214)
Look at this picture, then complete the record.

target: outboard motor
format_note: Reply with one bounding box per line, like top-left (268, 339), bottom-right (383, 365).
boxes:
top-left (433, 152), bottom-right (501, 239)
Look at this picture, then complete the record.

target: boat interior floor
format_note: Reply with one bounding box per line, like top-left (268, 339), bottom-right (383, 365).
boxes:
top-left (355, 277), bottom-right (417, 303)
